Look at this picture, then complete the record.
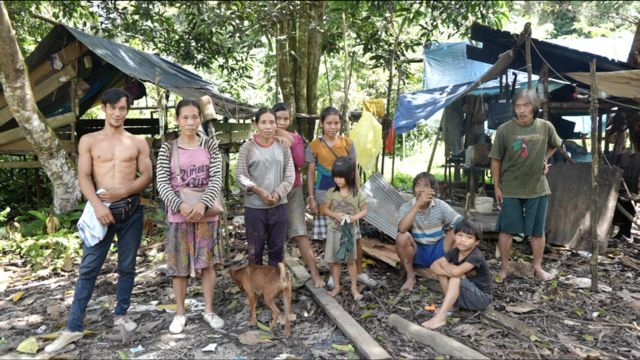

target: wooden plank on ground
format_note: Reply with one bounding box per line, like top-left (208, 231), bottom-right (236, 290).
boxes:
top-left (361, 236), bottom-right (400, 268)
top-left (305, 279), bottom-right (391, 359)
top-left (0, 112), bottom-right (76, 146)
top-left (0, 65), bottom-right (77, 127)
top-left (388, 314), bottom-right (489, 359)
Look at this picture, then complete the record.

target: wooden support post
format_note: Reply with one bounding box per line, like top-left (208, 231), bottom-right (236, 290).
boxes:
top-left (541, 63), bottom-right (550, 120)
top-left (427, 130), bottom-right (440, 174)
top-left (388, 314), bottom-right (489, 360)
top-left (589, 59), bottom-right (600, 292)
top-left (522, 23), bottom-right (533, 89)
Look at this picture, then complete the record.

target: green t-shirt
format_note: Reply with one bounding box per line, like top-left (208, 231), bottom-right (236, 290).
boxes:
top-left (489, 118), bottom-right (562, 198)
top-left (324, 188), bottom-right (367, 230)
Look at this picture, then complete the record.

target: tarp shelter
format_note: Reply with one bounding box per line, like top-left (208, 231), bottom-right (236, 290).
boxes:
top-left (0, 24), bottom-right (256, 149)
top-left (394, 49), bottom-right (514, 135)
top-left (393, 22), bottom-right (636, 135)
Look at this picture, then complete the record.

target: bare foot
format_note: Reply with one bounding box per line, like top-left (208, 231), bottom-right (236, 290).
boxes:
top-left (312, 276), bottom-right (326, 288)
top-left (495, 270), bottom-right (508, 283)
top-left (352, 289), bottom-right (363, 301)
top-left (534, 267), bottom-right (554, 281)
top-left (400, 275), bottom-right (416, 292)
top-left (328, 288), bottom-right (340, 297)
top-left (421, 316), bottom-right (446, 329)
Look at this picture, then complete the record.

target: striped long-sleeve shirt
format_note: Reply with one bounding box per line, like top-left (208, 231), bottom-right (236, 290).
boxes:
top-left (235, 139), bottom-right (294, 209)
top-left (156, 137), bottom-right (222, 214)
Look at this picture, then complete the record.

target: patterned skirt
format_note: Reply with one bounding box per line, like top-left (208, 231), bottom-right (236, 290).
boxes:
top-left (165, 220), bottom-right (225, 277)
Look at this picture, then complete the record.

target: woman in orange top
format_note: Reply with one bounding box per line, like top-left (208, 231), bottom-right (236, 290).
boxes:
top-left (305, 106), bottom-right (377, 289)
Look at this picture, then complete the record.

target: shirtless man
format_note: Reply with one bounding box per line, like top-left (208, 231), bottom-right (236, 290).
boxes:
top-left (45, 88), bottom-right (153, 353)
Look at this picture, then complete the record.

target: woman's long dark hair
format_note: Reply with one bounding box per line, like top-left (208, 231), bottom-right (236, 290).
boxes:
top-left (331, 156), bottom-right (357, 196)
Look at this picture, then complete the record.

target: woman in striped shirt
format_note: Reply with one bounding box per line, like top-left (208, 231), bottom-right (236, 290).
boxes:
top-left (156, 99), bottom-right (225, 334)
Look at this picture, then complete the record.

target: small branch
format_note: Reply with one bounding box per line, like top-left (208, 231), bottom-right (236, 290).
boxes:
top-left (33, 14), bottom-right (60, 26)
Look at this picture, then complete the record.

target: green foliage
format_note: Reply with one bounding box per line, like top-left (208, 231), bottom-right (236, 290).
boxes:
top-left (396, 122), bottom-right (439, 158)
top-left (14, 206), bottom-right (82, 237)
top-left (508, 1), bottom-right (640, 39)
top-left (0, 230), bottom-right (81, 271)
top-left (0, 207), bottom-right (9, 224)
top-left (392, 172), bottom-right (414, 192)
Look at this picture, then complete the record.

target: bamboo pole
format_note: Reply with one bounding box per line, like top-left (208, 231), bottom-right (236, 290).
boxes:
top-left (589, 59), bottom-right (600, 292)
top-left (541, 63), bottom-right (550, 120)
top-left (525, 28), bottom-right (532, 89)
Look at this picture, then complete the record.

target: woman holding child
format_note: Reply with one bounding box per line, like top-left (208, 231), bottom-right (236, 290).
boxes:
top-left (306, 107), bottom-right (377, 288)
top-left (156, 99), bottom-right (226, 334)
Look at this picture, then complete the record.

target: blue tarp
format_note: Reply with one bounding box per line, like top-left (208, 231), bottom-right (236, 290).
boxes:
top-left (394, 83), bottom-right (472, 135)
top-left (423, 42), bottom-right (491, 90)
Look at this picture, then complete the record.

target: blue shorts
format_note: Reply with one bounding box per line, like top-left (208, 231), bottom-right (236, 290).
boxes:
top-left (413, 238), bottom-right (446, 268)
top-left (496, 196), bottom-right (548, 237)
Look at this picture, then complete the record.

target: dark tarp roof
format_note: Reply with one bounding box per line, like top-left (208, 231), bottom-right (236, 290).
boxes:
top-left (466, 22), bottom-right (634, 76)
top-left (393, 22), bottom-right (636, 135)
top-left (24, 24), bottom-right (256, 120)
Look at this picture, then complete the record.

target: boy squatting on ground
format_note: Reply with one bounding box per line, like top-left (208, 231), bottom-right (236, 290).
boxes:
top-left (422, 217), bottom-right (492, 329)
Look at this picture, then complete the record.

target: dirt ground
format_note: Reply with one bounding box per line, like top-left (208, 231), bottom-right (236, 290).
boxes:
top-left (1, 204), bottom-right (640, 359)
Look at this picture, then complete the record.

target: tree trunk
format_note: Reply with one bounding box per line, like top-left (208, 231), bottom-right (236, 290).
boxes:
top-left (0, 2), bottom-right (81, 214)
top-left (626, 21), bottom-right (640, 67)
top-left (294, 3), bottom-right (309, 116)
top-left (306, 1), bottom-right (324, 116)
top-left (277, 18), bottom-right (296, 116)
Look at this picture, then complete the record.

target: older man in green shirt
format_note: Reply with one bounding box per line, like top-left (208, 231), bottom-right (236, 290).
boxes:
top-left (489, 89), bottom-right (562, 282)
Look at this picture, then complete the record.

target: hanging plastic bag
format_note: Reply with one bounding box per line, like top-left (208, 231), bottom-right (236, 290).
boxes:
top-left (350, 111), bottom-right (382, 176)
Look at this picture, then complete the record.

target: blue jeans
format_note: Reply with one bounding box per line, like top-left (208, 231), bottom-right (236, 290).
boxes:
top-left (66, 204), bottom-right (143, 332)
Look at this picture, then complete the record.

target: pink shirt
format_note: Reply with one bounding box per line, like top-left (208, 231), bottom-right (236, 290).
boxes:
top-left (168, 146), bottom-right (219, 223)
top-left (289, 132), bottom-right (305, 188)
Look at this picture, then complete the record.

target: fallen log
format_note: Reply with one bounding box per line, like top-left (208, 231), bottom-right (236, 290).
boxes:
top-left (482, 308), bottom-right (544, 340)
top-left (304, 278), bottom-right (390, 359)
top-left (387, 314), bottom-right (489, 360)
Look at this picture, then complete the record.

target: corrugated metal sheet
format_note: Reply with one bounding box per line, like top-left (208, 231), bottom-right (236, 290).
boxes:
top-left (361, 172), bottom-right (406, 239)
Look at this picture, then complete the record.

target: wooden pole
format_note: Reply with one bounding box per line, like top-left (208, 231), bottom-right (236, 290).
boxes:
top-left (589, 59), bottom-right (600, 292)
top-left (541, 63), bottom-right (550, 120)
top-left (525, 27), bottom-right (533, 89)
top-left (427, 130), bottom-right (440, 174)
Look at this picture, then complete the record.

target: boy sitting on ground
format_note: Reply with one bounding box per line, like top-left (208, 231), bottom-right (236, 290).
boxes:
top-left (422, 217), bottom-right (492, 329)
